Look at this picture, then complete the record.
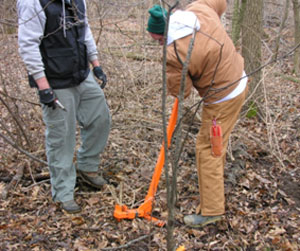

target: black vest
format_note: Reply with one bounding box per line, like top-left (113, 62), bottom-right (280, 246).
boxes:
top-left (36, 0), bottom-right (90, 89)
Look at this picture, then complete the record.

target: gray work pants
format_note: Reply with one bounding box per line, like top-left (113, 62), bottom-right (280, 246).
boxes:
top-left (42, 72), bottom-right (111, 202)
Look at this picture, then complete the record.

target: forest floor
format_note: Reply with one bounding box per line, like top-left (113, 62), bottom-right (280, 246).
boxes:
top-left (0, 10), bottom-right (300, 251)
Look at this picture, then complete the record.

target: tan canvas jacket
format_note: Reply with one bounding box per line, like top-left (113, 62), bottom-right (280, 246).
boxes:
top-left (166, 0), bottom-right (244, 103)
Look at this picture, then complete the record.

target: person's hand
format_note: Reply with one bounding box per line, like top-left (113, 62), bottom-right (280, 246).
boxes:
top-left (38, 88), bottom-right (56, 109)
top-left (93, 66), bottom-right (107, 89)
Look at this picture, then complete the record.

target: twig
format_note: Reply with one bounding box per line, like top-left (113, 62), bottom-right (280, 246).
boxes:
top-left (274, 72), bottom-right (300, 83)
top-left (0, 118), bottom-right (14, 140)
top-left (23, 179), bottom-right (50, 191)
top-left (0, 95), bottom-right (32, 147)
top-left (129, 183), bottom-right (137, 208)
top-left (175, 27), bottom-right (199, 162)
top-left (25, 159), bottom-right (36, 184)
top-left (107, 185), bottom-right (120, 204)
top-left (245, 130), bottom-right (286, 168)
top-left (0, 132), bottom-right (48, 166)
top-left (24, 172), bottom-right (50, 181)
top-left (203, 41), bottom-right (300, 100)
top-left (0, 20), bottom-right (18, 27)
top-left (119, 181), bottom-right (123, 205)
top-left (102, 49), bottom-right (157, 62)
top-left (100, 234), bottom-right (151, 251)
top-left (2, 165), bottom-right (24, 199)
top-left (0, 90), bottom-right (40, 106)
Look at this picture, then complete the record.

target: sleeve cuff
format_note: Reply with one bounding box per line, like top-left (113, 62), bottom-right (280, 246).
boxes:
top-left (89, 54), bottom-right (98, 62)
top-left (32, 71), bottom-right (46, 80)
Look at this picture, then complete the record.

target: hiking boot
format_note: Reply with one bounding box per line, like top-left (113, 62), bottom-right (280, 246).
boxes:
top-left (77, 170), bottom-right (107, 188)
top-left (183, 214), bottom-right (221, 228)
top-left (61, 200), bottom-right (81, 214)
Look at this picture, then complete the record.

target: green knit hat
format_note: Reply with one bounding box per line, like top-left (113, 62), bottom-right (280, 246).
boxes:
top-left (147, 5), bottom-right (167, 34)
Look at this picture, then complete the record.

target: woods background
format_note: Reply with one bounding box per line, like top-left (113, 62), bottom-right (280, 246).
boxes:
top-left (0, 0), bottom-right (299, 250)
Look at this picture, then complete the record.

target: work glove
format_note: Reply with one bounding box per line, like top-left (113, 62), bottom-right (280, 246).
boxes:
top-left (38, 88), bottom-right (56, 109)
top-left (93, 66), bottom-right (107, 89)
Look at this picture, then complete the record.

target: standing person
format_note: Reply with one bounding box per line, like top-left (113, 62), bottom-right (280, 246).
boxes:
top-left (147, 0), bottom-right (248, 227)
top-left (17, 0), bottom-right (111, 213)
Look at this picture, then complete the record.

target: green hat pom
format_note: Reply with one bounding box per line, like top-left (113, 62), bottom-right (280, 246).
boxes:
top-left (147, 5), bottom-right (168, 34)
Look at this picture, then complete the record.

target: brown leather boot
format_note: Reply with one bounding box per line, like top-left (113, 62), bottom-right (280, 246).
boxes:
top-left (77, 170), bottom-right (107, 188)
top-left (183, 214), bottom-right (222, 228)
top-left (61, 200), bottom-right (81, 213)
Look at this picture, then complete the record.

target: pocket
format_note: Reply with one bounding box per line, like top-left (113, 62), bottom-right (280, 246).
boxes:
top-left (45, 119), bottom-right (66, 147)
top-left (77, 42), bottom-right (88, 73)
top-left (210, 120), bottom-right (223, 158)
top-left (45, 48), bottom-right (75, 78)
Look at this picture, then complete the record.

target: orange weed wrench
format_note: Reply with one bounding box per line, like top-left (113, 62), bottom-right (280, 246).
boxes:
top-left (114, 98), bottom-right (179, 227)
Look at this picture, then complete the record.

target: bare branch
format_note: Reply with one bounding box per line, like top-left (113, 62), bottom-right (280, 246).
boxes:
top-left (100, 234), bottom-right (151, 251)
top-left (2, 165), bottom-right (24, 199)
top-left (0, 132), bottom-right (47, 166)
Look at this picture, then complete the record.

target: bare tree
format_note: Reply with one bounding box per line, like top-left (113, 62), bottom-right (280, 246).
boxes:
top-left (273, 0), bottom-right (290, 60)
top-left (231, 0), bottom-right (246, 46)
top-left (161, 3), bottom-right (179, 250)
top-left (292, 0), bottom-right (300, 75)
top-left (0, 0), bottom-right (17, 33)
top-left (242, 0), bottom-right (264, 94)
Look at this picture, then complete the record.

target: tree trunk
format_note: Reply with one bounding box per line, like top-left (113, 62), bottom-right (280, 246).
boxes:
top-left (273, 0), bottom-right (290, 61)
top-left (162, 2), bottom-right (179, 250)
top-left (242, 0), bottom-right (264, 94)
top-left (232, 0), bottom-right (247, 46)
top-left (232, 0), bottom-right (240, 45)
top-left (292, 0), bottom-right (300, 75)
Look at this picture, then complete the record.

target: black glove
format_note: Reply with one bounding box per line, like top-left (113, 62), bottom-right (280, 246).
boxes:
top-left (93, 66), bottom-right (107, 89)
top-left (38, 88), bottom-right (56, 109)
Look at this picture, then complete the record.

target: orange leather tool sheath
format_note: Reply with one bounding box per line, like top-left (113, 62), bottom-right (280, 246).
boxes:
top-left (210, 119), bottom-right (223, 157)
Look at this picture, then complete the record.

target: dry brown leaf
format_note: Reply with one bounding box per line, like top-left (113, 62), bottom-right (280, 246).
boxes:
top-left (269, 226), bottom-right (286, 236)
top-left (74, 239), bottom-right (90, 251)
top-left (86, 196), bottom-right (100, 206)
top-left (71, 216), bottom-right (85, 226)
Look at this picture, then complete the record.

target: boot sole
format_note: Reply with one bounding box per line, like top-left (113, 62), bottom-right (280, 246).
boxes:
top-left (60, 202), bottom-right (82, 214)
top-left (62, 207), bottom-right (82, 214)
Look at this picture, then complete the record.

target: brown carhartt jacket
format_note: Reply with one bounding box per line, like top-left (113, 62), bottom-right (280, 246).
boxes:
top-left (166, 0), bottom-right (244, 103)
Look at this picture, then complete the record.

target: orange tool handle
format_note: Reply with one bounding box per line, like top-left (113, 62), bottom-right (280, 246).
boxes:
top-left (113, 99), bottom-right (178, 225)
top-left (144, 98), bottom-right (178, 201)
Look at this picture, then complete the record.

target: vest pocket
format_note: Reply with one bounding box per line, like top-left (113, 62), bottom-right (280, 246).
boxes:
top-left (77, 42), bottom-right (88, 74)
top-left (45, 48), bottom-right (75, 78)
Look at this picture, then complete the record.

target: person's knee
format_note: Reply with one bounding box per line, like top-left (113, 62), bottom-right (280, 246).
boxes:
top-left (96, 109), bottom-right (111, 131)
top-left (45, 119), bottom-right (67, 147)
